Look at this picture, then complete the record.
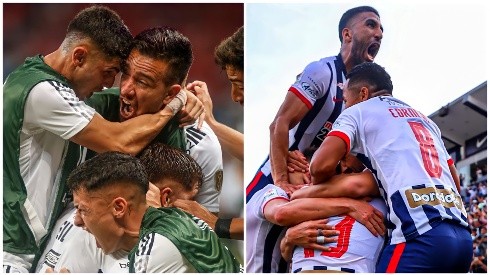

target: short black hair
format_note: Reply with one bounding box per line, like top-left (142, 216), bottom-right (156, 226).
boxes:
top-left (67, 151), bottom-right (149, 195)
top-left (346, 62), bottom-right (393, 94)
top-left (338, 6), bottom-right (380, 42)
top-left (67, 5), bottom-right (133, 59)
top-left (132, 26), bottom-right (193, 87)
top-left (214, 26), bottom-right (244, 72)
top-left (138, 143), bottom-right (203, 191)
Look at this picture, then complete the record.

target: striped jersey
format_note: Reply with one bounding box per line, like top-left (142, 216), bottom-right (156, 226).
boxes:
top-left (249, 54), bottom-right (346, 200)
top-left (328, 96), bottom-right (469, 244)
top-left (291, 198), bottom-right (387, 273)
top-left (246, 184), bottom-right (289, 273)
top-left (185, 121), bottom-right (223, 213)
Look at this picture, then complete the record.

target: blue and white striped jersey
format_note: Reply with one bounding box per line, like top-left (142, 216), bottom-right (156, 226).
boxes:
top-left (248, 54), bottom-right (346, 200)
top-left (328, 95), bottom-right (469, 244)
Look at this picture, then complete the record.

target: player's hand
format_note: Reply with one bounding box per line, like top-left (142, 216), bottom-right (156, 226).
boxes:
top-left (275, 180), bottom-right (306, 197)
top-left (172, 199), bottom-right (218, 229)
top-left (282, 219), bottom-right (338, 252)
top-left (287, 150), bottom-right (309, 173)
top-left (348, 199), bottom-right (385, 237)
top-left (45, 267), bottom-right (70, 273)
top-left (178, 89), bottom-right (204, 127)
top-left (146, 182), bottom-right (162, 208)
top-left (186, 80), bottom-right (214, 128)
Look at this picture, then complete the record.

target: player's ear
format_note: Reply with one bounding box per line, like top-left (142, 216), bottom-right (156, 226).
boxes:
top-left (342, 28), bottom-right (352, 43)
top-left (72, 47), bottom-right (88, 67)
top-left (112, 197), bottom-right (128, 218)
top-left (162, 84), bottom-right (182, 105)
top-left (360, 86), bottom-right (370, 101)
top-left (160, 187), bottom-right (172, 207)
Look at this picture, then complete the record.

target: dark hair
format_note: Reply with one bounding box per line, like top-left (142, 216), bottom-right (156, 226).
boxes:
top-left (138, 143), bottom-right (203, 191)
top-left (214, 26), bottom-right (244, 72)
top-left (132, 26), bottom-right (193, 86)
top-left (338, 6), bottom-right (380, 42)
top-left (346, 62), bottom-right (393, 94)
top-left (67, 151), bottom-right (149, 195)
top-left (67, 5), bottom-right (133, 59)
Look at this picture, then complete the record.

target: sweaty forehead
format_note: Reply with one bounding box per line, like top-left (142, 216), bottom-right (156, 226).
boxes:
top-left (126, 50), bottom-right (167, 78)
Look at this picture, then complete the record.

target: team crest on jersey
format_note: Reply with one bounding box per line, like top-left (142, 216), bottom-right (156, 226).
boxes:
top-left (214, 169), bottom-right (224, 192)
top-left (44, 249), bottom-right (61, 268)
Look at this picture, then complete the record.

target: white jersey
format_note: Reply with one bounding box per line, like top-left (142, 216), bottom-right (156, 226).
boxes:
top-left (35, 205), bottom-right (99, 273)
top-left (250, 55), bottom-right (346, 200)
top-left (185, 121), bottom-right (223, 213)
top-left (133, 233), bottom-right (196, 273)
top-left (246, 184), bottom-right (289, 273)
top-left (291, 198), bottom-right (387, 273)
top-left (19, 81), bottom-right (94, 244)
top-left (328, 96), bottom-right (468, 244)
top-left (36, 205), bottom-right (129, 273)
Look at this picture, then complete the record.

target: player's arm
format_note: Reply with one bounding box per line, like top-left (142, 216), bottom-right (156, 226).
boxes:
top-left (292, 170), bottom-right (379, 200)
top-left (269, 92), bottom-right (310, 194)
top-left (71, 92), bottom-right (186, 156)
top-left (310, 135), bottom-right (347, 184)
top-left (187, 80), bottom-right (243, 161)
top-left (449, 163), bottom-right (461, 193)
top-left (273, 197), bottom-right (385, 236)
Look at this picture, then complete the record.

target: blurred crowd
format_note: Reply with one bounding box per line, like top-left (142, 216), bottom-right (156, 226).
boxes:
top-left (460, 166), bottom-right (487, 273)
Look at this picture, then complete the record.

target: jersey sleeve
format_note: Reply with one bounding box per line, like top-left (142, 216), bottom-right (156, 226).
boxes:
top-left (327, 106), bottom-right (361, 154)
top-left (187, 122), bottom-right (223, 213)
top-left (134, 233), bottom-right (196, 273)
top-left (259, 186), bottom-right (289, 217)
top-left (289, 61), bottom-right (333, 109)
top-left (23, 81), bottom-right (95, 140)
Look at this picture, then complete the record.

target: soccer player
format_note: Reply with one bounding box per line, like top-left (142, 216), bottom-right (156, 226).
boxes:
top-left (179, 26), bottom-right (245, 239)
top-left (279, 155), bottom-right (387, 273)
top-left (310, 62), bottom-right (472, 272)
top-left (36, 26), bottom-right (222, 271)
top-left (83, 26), bottom-right (222, 214)
top-left (3, 6), bottom-right (189, 273)
top-left (187, 26), bottom-right (244, 160)
top-left (247, 6), bottom-right (383, 200)
top-left (246, 154), bottom-right (385, 272)
top-left (67, 151), bottom-right (241, 272)
top-left (37, 143), bottom-right (215, 272)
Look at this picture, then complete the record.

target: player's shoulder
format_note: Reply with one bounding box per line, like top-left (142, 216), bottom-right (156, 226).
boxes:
top-left (301, 55), bottom-right (338, 80)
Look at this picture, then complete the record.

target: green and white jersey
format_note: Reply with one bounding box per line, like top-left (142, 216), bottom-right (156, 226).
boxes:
top-left (129, 207), bottom-right (242, 273)
top-left (3, 55), bottom-right (91, 270)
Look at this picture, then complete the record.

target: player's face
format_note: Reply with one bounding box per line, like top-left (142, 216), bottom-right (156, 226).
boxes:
top-left (73, 189), bottom-right (123, 254)
top-left (348, 12), bottom-right (383, 64)
top-left (73, 51), bottom-right (120, 100)
top-left (225, 65), bottom-right (244, 106)
top-left (119, 50), bottom-right (175, 121)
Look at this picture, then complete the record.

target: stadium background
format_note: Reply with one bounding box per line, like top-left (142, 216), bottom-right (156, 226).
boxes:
top-left (3, 3), bottom-right (245, 264)
top-left (429, 82), bottom-right (487, 272)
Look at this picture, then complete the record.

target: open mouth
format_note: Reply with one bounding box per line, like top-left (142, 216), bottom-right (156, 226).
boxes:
top-left (366, 43), bottom-right (380, 62)
top-left (120, 97), bottom-right (135, 120)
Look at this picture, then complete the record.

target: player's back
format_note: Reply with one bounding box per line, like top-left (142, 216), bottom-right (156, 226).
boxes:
top-left (291, 198), bottom-right (386, 273)
top-left (331, 95), bottom-right (468, 244)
